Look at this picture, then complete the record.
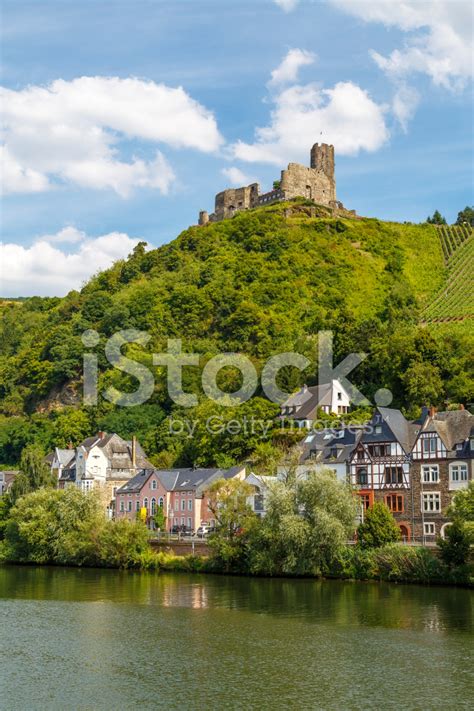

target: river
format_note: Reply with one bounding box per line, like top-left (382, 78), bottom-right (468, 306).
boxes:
top-left (0, 565), bottom-right (472, 710)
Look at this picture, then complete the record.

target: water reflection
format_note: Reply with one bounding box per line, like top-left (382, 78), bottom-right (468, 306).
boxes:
top-left (0, 565), bottom-right (472, 634)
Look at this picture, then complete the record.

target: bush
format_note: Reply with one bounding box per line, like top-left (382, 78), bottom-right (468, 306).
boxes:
top-left (437, 521), bottom-right (472, 568)
top-left (357, 502), bottom-right (401, 549)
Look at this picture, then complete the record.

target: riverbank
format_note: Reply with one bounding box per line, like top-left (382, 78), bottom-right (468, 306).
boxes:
top-left (2, 543), bottom-right (473, 587)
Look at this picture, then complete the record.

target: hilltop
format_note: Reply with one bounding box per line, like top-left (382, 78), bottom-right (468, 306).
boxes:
top-left (0, 201), bottom-right (472, 465)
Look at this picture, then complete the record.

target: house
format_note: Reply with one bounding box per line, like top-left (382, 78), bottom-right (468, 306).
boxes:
top-left (115, 465), bottom-right (246, 531)
top-left (411, 407), bottom-right (473, 541)
top-left (51, 447), bottom-right (76, 484)
top-left (0, 470), bottom-right (18, 495)
top-left (280, 380), bottom-right (351, 427)
top-left (244, 473), bottom-right (276, 517)
top-left (349, 407), bottom-right (418, 540)
top-left (290, 426), bottom-right (364, 482)
top-left (48, 432), bottom-right (152, 516)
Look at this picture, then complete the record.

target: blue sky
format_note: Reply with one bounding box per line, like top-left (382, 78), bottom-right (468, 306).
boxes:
top-left (1, 0), bottom-right (473, 295)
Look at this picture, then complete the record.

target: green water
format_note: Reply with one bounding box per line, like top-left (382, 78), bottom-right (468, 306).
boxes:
top-left (0, 566), bottom-right (472, 710)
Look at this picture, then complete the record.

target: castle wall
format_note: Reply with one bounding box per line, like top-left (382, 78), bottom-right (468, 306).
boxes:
top-left (280, 162), bottom-right (335, 205)
top-left (214, 183), bottom-right (260, 220)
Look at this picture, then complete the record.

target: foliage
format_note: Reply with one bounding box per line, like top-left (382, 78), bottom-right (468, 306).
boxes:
top-left (2, 488), bottom-right (150, 567)
top-left (206, 477), bottom-right (257, 572)
top-left (0, 207), bottom-right (472, 468)
top-left (426, 210), bottom-right (447, 225)
top-left (455, 206), bottom-right (474, 226)
top-left (437, 521), bottom-right (472, 568)
top-left (9, 444), bottom-right (56, 504)
top-left (446, 482), bottom-right (474, 542)
top-left (357, 502), bottom-right (401, 549)
top-left (250, 469), bottom-right (357, 576)
top-left (153, 505), bottom-right (166, 530)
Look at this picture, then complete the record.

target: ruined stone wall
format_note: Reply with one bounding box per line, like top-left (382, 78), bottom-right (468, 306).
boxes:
top-left (280, 162), bottom-right (335, 205)
top-left (214, 183), bottom-right (260, 220)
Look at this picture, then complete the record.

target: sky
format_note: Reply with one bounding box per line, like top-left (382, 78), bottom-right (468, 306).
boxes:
top-left (1, 0), bottom-right (473, 296)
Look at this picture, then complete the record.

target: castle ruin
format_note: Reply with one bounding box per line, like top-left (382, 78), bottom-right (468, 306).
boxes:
top-left (199, 143), bottom-right (354, 225)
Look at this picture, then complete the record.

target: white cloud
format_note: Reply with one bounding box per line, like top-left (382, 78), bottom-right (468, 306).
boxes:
top-left (392, 83), bottom-right (420, 132)
top-left (269, 49), bottom-right (316, 86)
top-left (331, 1), bottom-right (473, 89)
top-left (0, 76), bottom-right (223, 196)
top-left (0, 228), bottom-right (147, 297)
top-left (221, 167), bottom-right (257, 186)
top-left (232, 78), bottom-right (389, 165)
top-left (274, 0), bottom-right (299, 12)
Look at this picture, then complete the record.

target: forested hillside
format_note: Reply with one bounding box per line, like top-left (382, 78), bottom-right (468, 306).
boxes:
top-left (1, 201), bottom-right (472, 466)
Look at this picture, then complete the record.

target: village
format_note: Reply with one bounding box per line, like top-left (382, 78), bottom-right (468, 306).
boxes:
top-left (3, 380), bottom-right (471, 547)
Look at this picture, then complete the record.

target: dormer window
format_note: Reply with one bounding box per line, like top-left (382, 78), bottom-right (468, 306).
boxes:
top-left (422, 438), bottom-right (437, 455)
top-left (337, 392), bottom-right (342, 401)
top-left (375, 426), bottom-right (382, 434)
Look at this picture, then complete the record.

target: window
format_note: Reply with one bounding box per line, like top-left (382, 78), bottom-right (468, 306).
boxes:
top-left (374, 425), bottom-right (382, 434)
top-left (187, 517), bottom-right (192, 529)
top-left (181, 498), bottom-right (186, 511)
top-left (356, 468), bottom-right (368, 485)
top-left (450, 463), bottom-right (468, 483)
top-left (359, 493), bottom-right (372, 511)
top-left (180, 517), bottom-right (185, 526)
top-left (422, 465), bottom-right (439, 483)
top-left (367, 444), bottom-right (390, 458)
top-left (151, 479), bottom-right (157, 490)
top-left (159, 497), bottom-right (164, 508)
top-left (143, 497), bottom-right (148, 511)
top-left (422, 492), bottom-right (441, 513)
top-left (119, 500), bottom-right (124, 512)
top-left (151, 498), bottom-right (156, 515)
top-left (424, 522), bottom-right (436, 536)
top-left (337, 392), bottom-right (342, 401)
top-left (422, 437), bottom-right (437, 455)
top-left (188, 499), bottom-right (193, 511)
top-left (174, 499), bottom-right (179, 511)
top-left (384, 466), bottom-right (404, 485)
top-left (385, 494), bottom-right (403, 513)
top-left (127, 500), bottom-right (132, 512)
top-left (136, 501), bottom-right (140, 512)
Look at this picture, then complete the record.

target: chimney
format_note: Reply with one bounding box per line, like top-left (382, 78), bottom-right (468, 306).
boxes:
top-left (429, 406), bottom-right (437, 418)
top-left (98, 431), bottom-right (105, 440)
top-left (460, 403), bottom-right (465, 410)
top-left (68, 441), bottom-right (73, 450)
top-left (131, 435), bottom-right (137, 468)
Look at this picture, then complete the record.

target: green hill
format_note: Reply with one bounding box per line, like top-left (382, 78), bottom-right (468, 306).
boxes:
top-left (421, 225), bottom-right (474, 324)
top-left (0, 201), bottom-right (472, 465)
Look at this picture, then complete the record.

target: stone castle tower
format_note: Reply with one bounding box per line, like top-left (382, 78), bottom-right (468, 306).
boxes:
top-left (199, 143), bottom-right (346, 225)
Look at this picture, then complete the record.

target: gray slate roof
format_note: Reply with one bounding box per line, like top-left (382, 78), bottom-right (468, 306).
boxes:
top-left (116, 465), bottom-right (245, 495)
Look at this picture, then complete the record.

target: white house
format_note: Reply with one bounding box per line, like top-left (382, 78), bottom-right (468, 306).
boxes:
top-left (280, 380), bottom-right (351, 427)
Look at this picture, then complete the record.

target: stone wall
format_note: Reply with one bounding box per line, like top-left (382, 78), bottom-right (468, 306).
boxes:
top-left (280, 162), bottom-right (335, 205)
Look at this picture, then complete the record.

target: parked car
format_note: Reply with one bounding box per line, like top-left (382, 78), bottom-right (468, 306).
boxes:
top-left (195, 524), bottom-right (216, 537)
top-left (171, 524), bottom-right (193, 536)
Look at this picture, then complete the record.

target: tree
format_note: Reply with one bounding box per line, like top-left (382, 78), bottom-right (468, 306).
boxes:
top-left (437, 520), bottom-right (471, 568)
top-left (426, 210), bottom-right (447, 225)
top-left (357, 502), bottom-right (401, 549)
top-left (446, 481), bottom-right (474, 541)
top-left (251, 469), bottom-right (357, 575)
top-left (206, 478), bottom-right (257, 571)
top-left (401, 361), bottom-right (443, 406)
top-left (153, 506), bottom-right (167, 531)
top-left (3, 487), bottom-right (149, 567)
top-left (9, 444), bottom-right (56, 503)
top-left (455, 206), bottom-right (474, 226)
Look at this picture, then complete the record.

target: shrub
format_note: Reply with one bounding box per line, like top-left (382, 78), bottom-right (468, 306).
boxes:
top-left (437, 521), bottom-right (472, 568)
top-left (357, 503), bottom-right (401, 549)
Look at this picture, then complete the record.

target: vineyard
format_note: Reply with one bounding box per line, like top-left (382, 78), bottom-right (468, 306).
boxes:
top-left (422, 224), bottom-right (474, 323)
